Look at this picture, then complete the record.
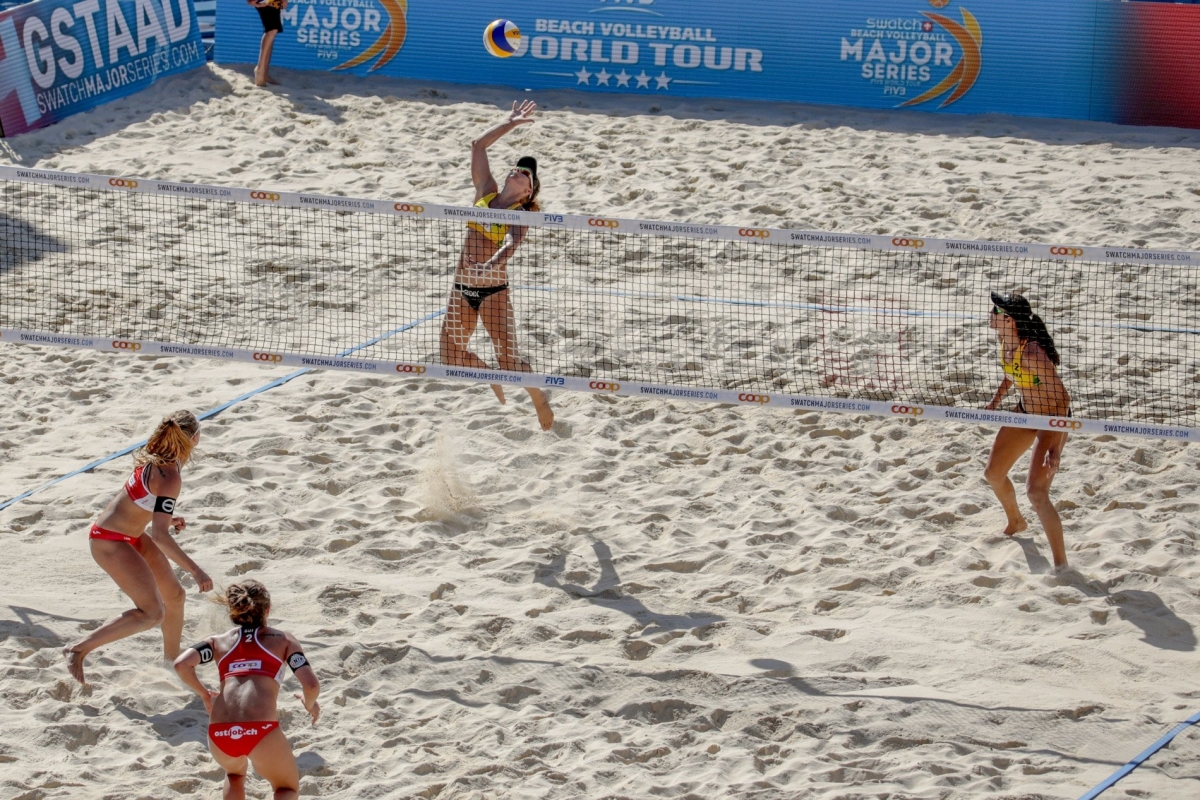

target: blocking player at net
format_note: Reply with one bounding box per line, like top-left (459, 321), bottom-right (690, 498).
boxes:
top-left (983, 292), bottom-right (1072, 570)
top-left (439, 99), bottom-right (555, 431)
top-left (63, 411), bottom-right (213, 684)
top-left (174, 580), bottom-right (319, 800)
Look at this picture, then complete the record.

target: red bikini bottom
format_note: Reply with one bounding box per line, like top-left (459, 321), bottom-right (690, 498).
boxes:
top-left (89, 523), bottom-right (139, 545)
top-left (208, 721), bottom-right (279, 758)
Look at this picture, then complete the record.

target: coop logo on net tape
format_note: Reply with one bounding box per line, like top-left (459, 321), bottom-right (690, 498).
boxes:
top-left (254, 352), bottom-right (285, 363)
top-left (588, 218), bottom-right (620, 229)
top-left (111, 340), bottom-right (142, 351)
top-left (589, 380), bottom-right (621, 393)
top-left (109, 178), bottom-right (139, 189)
top-left (1050, 246), bottom-right (1084, 258)
top-left (1050, 417), bottom-right (1083, 430)
top-left (738, 393), bottom-right (771, 405)
top-left (892, 238), bottom-right (926, 250)
top-left (395, 363), bottom-right (427, 374)
top-left (891, 404), bottom-right (925, 417)
top-left (394, 203), bottom-right (425, 214)
top-left (250, 191), bottom-right (281, 202)
top-left (738, 228), bottom-right (771, 239)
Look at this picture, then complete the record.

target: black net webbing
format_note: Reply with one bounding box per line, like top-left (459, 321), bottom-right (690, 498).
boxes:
top-left (2, 176), bottom-right (1198, 429)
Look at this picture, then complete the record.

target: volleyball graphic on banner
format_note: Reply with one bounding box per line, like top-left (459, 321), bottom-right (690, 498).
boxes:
top-left (484, 19), bottom-right (521, 58)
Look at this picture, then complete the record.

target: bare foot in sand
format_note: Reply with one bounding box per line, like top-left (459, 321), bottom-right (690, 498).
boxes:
top-left (1002, 517), bottom-right (1029, 536)
top-left (528, 388), bottom-right (554, 431)
top-left (63, 645), bottom-right (87, 684)
top-left (491, 384), bottom-right (506, 404)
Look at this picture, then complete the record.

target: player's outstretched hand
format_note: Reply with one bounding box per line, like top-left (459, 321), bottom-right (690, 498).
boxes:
top-left (508, 100), bottom-right (537, 126)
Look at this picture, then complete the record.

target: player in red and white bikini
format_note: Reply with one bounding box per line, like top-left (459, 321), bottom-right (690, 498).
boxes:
top-left (174, 580), bottom-right (320, 800)
top-left (64, 410), bottom-right (213, 684)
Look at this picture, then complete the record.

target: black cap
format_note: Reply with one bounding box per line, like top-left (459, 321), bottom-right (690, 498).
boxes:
top-left (990, 291), bottom-right (1032, 319)
top-left (516, 155), bottom-right (538, 183)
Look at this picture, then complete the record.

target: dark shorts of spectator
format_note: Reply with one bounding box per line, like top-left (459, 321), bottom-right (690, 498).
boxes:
top-left (256, 6), bottom-right (283, 33)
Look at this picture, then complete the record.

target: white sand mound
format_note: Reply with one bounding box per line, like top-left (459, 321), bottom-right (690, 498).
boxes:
top-left (2, 64), bottom-right (1200, 799)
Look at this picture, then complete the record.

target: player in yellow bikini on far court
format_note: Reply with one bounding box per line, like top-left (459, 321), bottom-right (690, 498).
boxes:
top-left (983, 291), bottom-right (1072, 570)
top-left (439, 99), bottom-right (555, 431)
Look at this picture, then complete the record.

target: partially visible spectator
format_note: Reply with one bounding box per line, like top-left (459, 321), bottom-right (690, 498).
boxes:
top-left (249, 0), bottom-right (287, 87)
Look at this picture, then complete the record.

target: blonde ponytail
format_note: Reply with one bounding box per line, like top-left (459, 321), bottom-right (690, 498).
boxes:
top-left (135, 410), bottom-right (200, 467)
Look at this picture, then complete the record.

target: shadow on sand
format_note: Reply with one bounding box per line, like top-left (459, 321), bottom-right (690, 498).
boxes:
top-left (535, 540), bottom-right (723, 636)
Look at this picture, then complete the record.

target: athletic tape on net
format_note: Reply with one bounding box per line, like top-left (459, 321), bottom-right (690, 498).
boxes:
top-left (1, 165), bottom-right (1197, 267)
top-left (1, 327), bottom-right (1193, 443)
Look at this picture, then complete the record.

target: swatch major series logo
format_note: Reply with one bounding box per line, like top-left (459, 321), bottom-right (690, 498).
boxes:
top-left (281, 0), bottom-right (408, 71)
top-left (840, 1), bottom-right (982, 109)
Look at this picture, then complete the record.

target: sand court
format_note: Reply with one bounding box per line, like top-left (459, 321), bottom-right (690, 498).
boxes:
top-left (2, 64), bottom-right (1200, 798)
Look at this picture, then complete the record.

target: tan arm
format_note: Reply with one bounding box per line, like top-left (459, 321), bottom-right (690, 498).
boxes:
top-left (985, 376), bottom-right (1012, 411)
top-left (173, 641), bottom-right (219, 716)
top-left (470, 100), bottom-right (537, 201)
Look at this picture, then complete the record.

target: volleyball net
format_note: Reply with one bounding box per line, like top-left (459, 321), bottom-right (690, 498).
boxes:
top-left (1, 166), bottom-right (1197, 441)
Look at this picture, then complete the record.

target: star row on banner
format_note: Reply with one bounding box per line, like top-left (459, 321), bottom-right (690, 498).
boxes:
top-left (574, 68), bottom-right (674, 89)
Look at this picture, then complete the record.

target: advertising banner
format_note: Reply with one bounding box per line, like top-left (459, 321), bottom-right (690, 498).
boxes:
top-left (0, 0), bottom-right (205, 137)
top-left (206, 0), bottom-right (1196, 129)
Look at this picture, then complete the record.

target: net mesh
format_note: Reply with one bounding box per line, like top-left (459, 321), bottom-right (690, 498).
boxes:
top-left (2, 175), bottom-right (1198, 428)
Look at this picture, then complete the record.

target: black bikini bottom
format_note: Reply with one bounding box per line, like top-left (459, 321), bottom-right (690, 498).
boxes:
top-left (256, 6), bottom-right (283, 33)
top-left (454, 283), bottom-right (508, 312)
top-left (1015, 402), bottom-right (1071, 417)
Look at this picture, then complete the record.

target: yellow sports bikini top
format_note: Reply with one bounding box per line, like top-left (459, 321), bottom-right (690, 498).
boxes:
top-left (1001, 343), bottom-right (1041, 389)
top-left (467, 193), bottom-right (523, 244)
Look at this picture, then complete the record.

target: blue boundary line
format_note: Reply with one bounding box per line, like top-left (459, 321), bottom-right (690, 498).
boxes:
top-left (1078, 710), bottom-right (1200, 800)
top-left (0, 311), bottom-right (443, 514)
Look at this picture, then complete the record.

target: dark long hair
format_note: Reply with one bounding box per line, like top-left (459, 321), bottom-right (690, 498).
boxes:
top-left (991, 291), bottom-right (1060, 366)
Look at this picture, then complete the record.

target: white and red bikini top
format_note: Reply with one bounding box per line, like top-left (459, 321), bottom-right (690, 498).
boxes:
top-left (124, 464), bottom-right (159, 512)
top-left (217, 627), bottom-right (286, 684)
